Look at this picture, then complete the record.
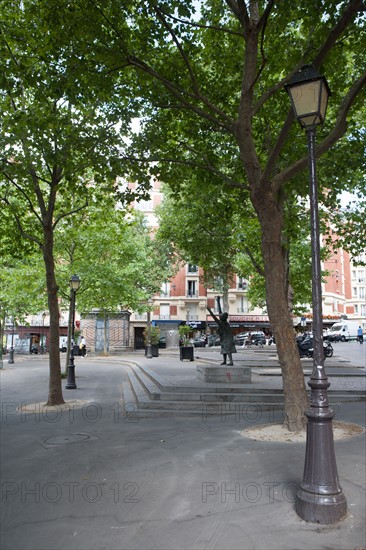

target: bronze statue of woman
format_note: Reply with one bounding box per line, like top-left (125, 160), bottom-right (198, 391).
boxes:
top-left (207, 299), bottom-right (236, 365)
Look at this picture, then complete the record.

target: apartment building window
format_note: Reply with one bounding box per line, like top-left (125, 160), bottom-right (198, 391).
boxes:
top-left (187, 280), bottom-right (197, 297)
top-left (361, 304), bottom-right (366, 317)
top-left (237, 296), bottom-right (249, 313)
top-left (160, 304), bottom-right (170, 319)
top-left (353, 287), bottom-right (358, 298)
top-left (358, 271), bottom-right (365, 283)
top-left (237, 277), bottom-right (247, 290)
top-left (359, 287), bottom-right (365, 300)
top-left (187, 264), bottom-right (198, 274)
top-left (135, 198), bottom-right (153, 211)
top-left (354, 305), bottom-right (358, 314)
top-left (352, 270), bottom-right (357, 279)
top-left (187, 304), bottom-right (199, 319)
top-left (160, 282), bottom-right (170, 297)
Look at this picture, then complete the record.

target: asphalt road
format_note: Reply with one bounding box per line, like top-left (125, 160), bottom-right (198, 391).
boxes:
top-left (1, 357), bottom-right (365, 550)
top-left (329, 340), bottom-right (366, 368)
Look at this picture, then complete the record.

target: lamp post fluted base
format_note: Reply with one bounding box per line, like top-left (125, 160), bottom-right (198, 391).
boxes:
top-left (8, 349), bottom-right (14, 364)
top-left (296, 410), bottom-right (347, 524)
top-left (65, 365), bottom-right (77, 389)
top-left (296, 486), bottom-right (347, 524)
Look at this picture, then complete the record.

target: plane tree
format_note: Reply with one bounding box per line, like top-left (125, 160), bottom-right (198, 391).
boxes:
top-left (54, 205), bottom-right (174, 362)
top-left (81, 0), bottom-right (365, 430)
top-left (0, 3), bottom-right (136, 404)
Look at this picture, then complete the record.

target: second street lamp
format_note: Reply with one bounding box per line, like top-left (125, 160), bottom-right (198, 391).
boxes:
top-left (146, 298), bottom-right (153, 359)
top-left (66, 274), bottom-right (81, 390)
top-left (285, 65), bottom-right (347, 524)
top-left (8, 317), bottom-right (15, 364)
top-left (41, 312), bottom-right (46, 354)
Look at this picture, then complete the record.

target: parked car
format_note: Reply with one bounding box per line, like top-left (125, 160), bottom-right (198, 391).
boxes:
top-left (193, 336), bottom-right (207, 347)
top-left (207, 334), bottom-right (221, 347)
top-left (234, 331), bottom-right (266, 346)
top-left (158, 336), bottom-right (166, 348)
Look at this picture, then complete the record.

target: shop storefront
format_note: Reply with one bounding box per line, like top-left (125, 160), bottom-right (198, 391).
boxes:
top-left (207, 315), bottom-right (271, 335)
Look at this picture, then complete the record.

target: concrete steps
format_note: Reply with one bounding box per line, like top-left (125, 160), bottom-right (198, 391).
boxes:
top-left (121, 363), bottom-right (365, 417)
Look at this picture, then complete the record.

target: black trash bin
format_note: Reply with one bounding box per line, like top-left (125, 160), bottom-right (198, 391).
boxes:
top-left (73, 345), bottom-right (81, 356)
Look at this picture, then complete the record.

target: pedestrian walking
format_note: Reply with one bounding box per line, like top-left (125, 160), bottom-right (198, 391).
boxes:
top-left (357, 326), bottom-right (363, 344)
top-left (80, 336), bottom-right (87, 356)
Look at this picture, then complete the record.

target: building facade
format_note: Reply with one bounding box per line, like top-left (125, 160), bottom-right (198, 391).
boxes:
top-left (128, 180), bottom-right (366, 347)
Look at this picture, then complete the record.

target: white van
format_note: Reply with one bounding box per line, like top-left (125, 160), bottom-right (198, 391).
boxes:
top-left (326, 321), bottom-right (360, 342)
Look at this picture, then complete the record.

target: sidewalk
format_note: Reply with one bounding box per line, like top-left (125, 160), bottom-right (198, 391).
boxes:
top-left (1, 352), bottom-right (365, 550)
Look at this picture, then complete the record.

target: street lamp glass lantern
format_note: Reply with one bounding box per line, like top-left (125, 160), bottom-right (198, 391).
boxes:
top-left (70, 274), bottom-right (81, 291)
top-left (285, 65), bottom-right (331, 128)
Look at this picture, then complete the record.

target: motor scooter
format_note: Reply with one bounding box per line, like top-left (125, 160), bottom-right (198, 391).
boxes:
top-left (296, 333), bottom-right (333, 359)
top-left (296, 333), bottom-right (313, 358)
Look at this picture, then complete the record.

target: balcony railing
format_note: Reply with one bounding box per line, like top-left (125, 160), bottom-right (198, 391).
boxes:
top-left (159, 315), bottom-right (171, 320)
top-left (134, 313), bottom-right (148, 320)
top-left (237, 308), bottom-right (249, 313)
top-left (186, 292), bottom-right (199, 298)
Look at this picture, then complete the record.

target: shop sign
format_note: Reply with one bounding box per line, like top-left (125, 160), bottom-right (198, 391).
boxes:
top-left (186, 321), bottom-right (206, 329)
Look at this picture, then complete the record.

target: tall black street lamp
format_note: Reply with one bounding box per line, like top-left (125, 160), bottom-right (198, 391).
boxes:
top-left (8, 317), bottom-right (15, 364)
top-left (41, 312), bottom-right (46, 354)
top-left (146, 298), bottom-right (153, 359)
top-left (285, 65), bottom-right (347, 524)
top-left (66, 274), bottom-right (81, 390)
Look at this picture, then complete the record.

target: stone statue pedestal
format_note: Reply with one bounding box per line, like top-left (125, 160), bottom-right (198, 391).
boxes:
top-left (196, 365), bottom-right (251, 384)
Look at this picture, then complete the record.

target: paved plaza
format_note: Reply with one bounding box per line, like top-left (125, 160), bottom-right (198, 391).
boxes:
top-left (1, 345), bottom-right (365, 550)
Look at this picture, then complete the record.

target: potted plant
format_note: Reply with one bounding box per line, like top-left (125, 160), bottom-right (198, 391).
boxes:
top-left (178, 324), bottom-right (194, 361)
top-left (143, 325), bottom-right (160, 357)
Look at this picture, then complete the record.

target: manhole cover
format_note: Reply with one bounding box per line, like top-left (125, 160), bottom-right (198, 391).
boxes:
top-left (39, 433), bottom-right (97, 448)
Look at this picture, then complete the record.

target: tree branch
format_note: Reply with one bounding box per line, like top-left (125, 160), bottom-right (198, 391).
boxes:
top-left (260, 0), bottom-right (365, 189)
top-left (254, 0), bottom-right (364, 114)
top-left (128, 54), bottom-right (234, 130)
top-left (1, 170), bottom-right (43, 225)
top-left (226, 0), bottom-right (249, 32)
top-left (313, 0), bottom-right (365, 67)
top-left (121, 149), bottom-right (248, 190)
top-left (157, 7), bottom-right (244, 38)
top-left (251, 0), bottom-right (275, 88)
top-left (53, 201), bottom-right (89, 230)
top-left (244, 245), bottom-right (265, 277)
top-left (0, 197), bottom-right (42, 247)
top-left (272, 71), bottom-right (366, 190)
top-left (153, 5), bottom-right (200, 95)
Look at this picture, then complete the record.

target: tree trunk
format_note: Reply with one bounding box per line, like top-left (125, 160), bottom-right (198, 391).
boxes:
top-left (43, 225), bottom-right (64, 406)
top-left (253, 190), bottom-right (308, 431)
top-left (222, 287), bottom-right (229, 313)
